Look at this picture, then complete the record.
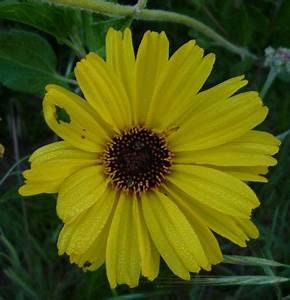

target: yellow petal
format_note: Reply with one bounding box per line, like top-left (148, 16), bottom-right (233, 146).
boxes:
top-left (64, 187), bottom-right (117, 255)
top-left (190, 75), bottom-right (248, 114)
top-left (175, 130), bottom-right (279, 166)
top-left (57, 166), bottom-right (108, 223)
top-left (170, 92), bottom-right (268, 151)
top-left (22, 161), bottom-right (95, 182)
top-left (19, 142), bottom-right (98, 196)
top-left (165, 186), bottom-right (222, 265)
top-left (75, 52), bottom-right (132, 129)
top-left (170, 165), bottom-right (259, 218)
top-left (106, 28), bottom-right (135, 110)
top-left (177, 76), bottom-right (248, 126)
top-left (58, 212), bottom-right (81, 255)
top-left (43, 84), bottom-right (112, 152)
top-left (69, 226), bottom-right (107, 271)
top-left (142, 191), bottom-right (209, 277)
top-left (214, 166), bottom-right (269, 182)
top-left (29, 141), bottom-right (98, 166)
top-left (106, 193), bottom-right (140, 288)
top-left (135, 31), bottom-right (169, 125)
top-left (58, 205), bottom-right (113, 271)
top-left (133, 196), bottom-right (160, 281)
top-left (236, 219), bottom-right (259, 239)
top-left (165, 184), bottom-right (250, 247)
top-left (146, 40), bottom-right (215, 129)
top-left (19, 180), bottom-right (62, 196)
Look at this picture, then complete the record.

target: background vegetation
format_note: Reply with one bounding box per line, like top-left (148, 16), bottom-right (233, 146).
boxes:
top-left (0, 0), bottom-right (290, 299)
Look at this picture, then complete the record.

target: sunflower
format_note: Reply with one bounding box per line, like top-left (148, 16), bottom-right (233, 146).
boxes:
top-left (19, 28), bottom-right (280, 288)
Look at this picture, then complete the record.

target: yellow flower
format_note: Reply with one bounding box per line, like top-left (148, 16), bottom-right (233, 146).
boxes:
top-left (0, 143), bottom-right (4, 158)
top-left (19, 28), bottom-right (280, 288)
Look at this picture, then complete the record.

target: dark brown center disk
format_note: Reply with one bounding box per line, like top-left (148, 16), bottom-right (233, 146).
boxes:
top-left (103, 127), bottom-right (172, 193)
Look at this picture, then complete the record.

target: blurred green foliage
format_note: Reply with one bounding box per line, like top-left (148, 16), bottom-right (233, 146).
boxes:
top-left (0, 0), bottom-right (290, 299)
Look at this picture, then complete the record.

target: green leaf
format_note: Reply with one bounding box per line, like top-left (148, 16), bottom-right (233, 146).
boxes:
top-left (156, 275), bottom-right (290, 286)
top-left (4, 268), bottom-right (38, 299)
top-left (0, 1), bottom-right (80, 43)
top-left (223, 255), bottom-right (290, 268)
top-left (0, 30), bottom-right (67, 95)
top-left (0, 234), bottom-right (22, 271)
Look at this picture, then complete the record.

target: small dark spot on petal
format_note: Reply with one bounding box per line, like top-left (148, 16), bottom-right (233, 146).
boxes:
top-left (84, 261), bottom-right (92, 268)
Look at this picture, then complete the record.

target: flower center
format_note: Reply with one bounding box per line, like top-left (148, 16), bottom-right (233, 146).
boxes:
top-left (102, 127), bottom-right (172, 193)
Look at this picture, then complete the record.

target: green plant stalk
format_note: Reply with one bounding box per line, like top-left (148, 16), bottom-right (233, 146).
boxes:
top-left (45, 0), bottom-right (256, 59)
top-left (260, 67), bottom-right (278, 98)
top-left (276, 129), bottom-right (290, 140)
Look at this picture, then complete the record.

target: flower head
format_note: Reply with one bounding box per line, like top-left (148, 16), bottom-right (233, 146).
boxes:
top-left (265, 46), bottom-right (290, 74)
top-left (19, 28), bottom-right (280, 288)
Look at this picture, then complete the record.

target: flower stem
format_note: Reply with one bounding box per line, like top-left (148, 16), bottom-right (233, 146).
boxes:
top-left (260, 67), bottom-right (278, 98)
top-left (0, 155), bottom-right (29, 187)
top-left (45, 0), bottom-right (256, 59)
top-left (276, 129), bottom-right (290, 141)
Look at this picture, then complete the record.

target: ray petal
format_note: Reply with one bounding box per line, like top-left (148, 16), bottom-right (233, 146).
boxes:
top-left (135, 31), bottom-right (169, 124)
top-left (146, 41), bottom-right (215, 129)
top-left (57, 165), bottom-right (108, 223)
top-left (106, 28), bottom-right (135, 108)
top-left (142, 191), bottom-right (209, 277)
top-left (175, 130), bottom-right (279, 167)
top-left (170, 92), bottom-right (268, 151)
top-left (63, 187), bottom-right (117, 255)
top-left (169, 165), bottom-right (259, 218)
top-left (133, 195), bottom-right (160, 281)
top-left (19, 142), bottom-right (98, 196)
top-left (213, 166), bottom-right (269, 182)
top-left (165, 183), bottom-right (251, 247)
top-left (165, 186), bottom-right (223, 265)
top-left (43, 85), bottom-right (112, 152)
top-left (106, 193), bottom-right (140, 288)
top-left (75, 52), bottom-right (132, 129)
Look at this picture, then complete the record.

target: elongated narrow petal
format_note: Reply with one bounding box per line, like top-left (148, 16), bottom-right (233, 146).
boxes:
top-left (147, 41), bottom-right (215, 129)
top-left (57, 166), bottom-right (108, 223)
top-left (213, 165), bottom-right (269, 182)
top-left (166, 184), bottom-right (251, 247)
top-left (29, 141), bottom-right (98, 166)
top-left (57, 191), bottom-right (116, 269)
top-left (189, 75), bottom-right (248, 113)
top-left (142, 191), bottom-right (209, 277)
top-left (75, 53), bottom-right (132, 129)
top-left (43, 85), bottom-right (112, 152)
top-left (106, 193), bottom-right (140, 288)
top-left (106, 28), bottom-right (135, 108)
top-left (135, 31), bottom-right (169, 124)
top-left (165, 186), bottom-right (222, 265)
top-left (133, 196), bottom-right (160, 280)
top-left (169, 165), bottom-right (259, 218)
top-left (19, 142), bottom-right (98, 196)
top-left (170, 92), bottom-right (268, 151)
top-left (236, 219), bottom-right (259, 239)
top-left (62, 187), bottom-right (116, 255)
top-left (175, 130), bottom-right (280, 166)
top-left (69, 222), bottom-right (109, 271)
